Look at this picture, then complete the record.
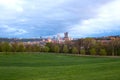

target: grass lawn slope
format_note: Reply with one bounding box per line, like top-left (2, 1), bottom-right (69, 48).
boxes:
top-left (0, 53), bottom-right (120, 80)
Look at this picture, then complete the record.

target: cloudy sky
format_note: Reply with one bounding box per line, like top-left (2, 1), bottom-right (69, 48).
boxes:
top-left (0, 0), bottom-right (120, 38)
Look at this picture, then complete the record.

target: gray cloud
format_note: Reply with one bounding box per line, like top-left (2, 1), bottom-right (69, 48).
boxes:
top-left (0, 0), bottom-right (116, 38)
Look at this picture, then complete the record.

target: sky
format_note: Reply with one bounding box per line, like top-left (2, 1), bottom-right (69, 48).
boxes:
top-left (0, 0), bottom-right (120, 38)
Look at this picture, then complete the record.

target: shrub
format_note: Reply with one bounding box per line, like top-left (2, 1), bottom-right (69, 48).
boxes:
top-left (44, 46), bottom-right (50, 52)
top-left (17, 43), bottom-right (25, 52)
top-left (11, 43), bottom-right (19, 52)
top-left (54, 45), bottom-right (60, 53)
top-left (1, 42), bottom-right (11, 52)
top-left (89, 48), bottom-right (97, 55)
top-left (72, 47), bottom-right (78, 54)
top-left (63, 45), bottom-right (69, 53)
top-left (116, 49), bottom-right (120, 56)
top-left (99, 49), bottom-right (107, 56)
top-left (80, 49), bottom-right (86, 55)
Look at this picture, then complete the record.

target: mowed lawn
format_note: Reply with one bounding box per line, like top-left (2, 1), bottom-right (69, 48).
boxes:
top-left (0, 53), bottom-right (120, 80)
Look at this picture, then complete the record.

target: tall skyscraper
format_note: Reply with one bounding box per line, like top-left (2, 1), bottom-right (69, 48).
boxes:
top-left (64, 32), bottom-right (68, 38)
top-left (64, 32), bottom-right (70, 41)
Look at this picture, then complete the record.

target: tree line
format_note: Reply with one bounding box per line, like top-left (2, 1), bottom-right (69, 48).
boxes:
top-left (0, 38), bottom-right (120, 56)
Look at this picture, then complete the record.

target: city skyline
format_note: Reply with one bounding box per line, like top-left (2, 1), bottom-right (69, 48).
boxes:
top-left (0, 0), bottom-right (120, 38)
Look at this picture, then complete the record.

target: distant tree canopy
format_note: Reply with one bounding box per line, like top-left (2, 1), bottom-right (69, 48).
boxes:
top-left (0, 37), bottom-right (120, 56)
top-left (80, 49), bottom-right (86, 55)
top-left (53, 45), bottom-right (60, 53)
top-left (62, 45), bottom-right (69, 53)
top-left (89, 48), bottom-right (96, 55)
top-left (1, 42), bottom-right (11, 52)
top-left (72, 47), bottom-right (78, 54)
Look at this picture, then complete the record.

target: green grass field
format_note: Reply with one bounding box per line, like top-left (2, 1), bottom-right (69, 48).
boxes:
top-left (0, 53), bottom-right (120, 80)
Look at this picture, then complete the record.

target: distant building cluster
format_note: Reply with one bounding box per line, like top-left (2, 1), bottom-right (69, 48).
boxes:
top-left (95, 35), bottom-right (120, 44)
top-left (0, 32), bottom-right (72, 46)
top-left (0, 33), bottom-right (120, 46)
top-left (21, 32), bottom-right (73, 46)
top-left (42, 32), bottom-right (72, 43)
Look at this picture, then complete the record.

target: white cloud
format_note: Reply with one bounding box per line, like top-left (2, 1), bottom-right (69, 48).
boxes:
top-left (19, 18), bottom-right (28, 22)
top-left (0, 0), bottom-right (118, 38)
top-left (0, 0), bottom-right (25, 22)
top-left (0, 0), bottom-right (24, 12)
top-left (15, 7), bottom-right (24, 12)
top-left (0, 0), bottom-right (18, 6)
top-left (69, 0), bottom-right (120, 37)
top-left (1, 25), bottom-right (28, 35)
